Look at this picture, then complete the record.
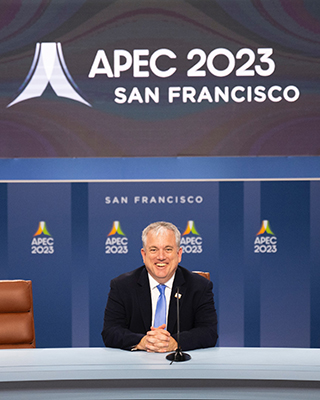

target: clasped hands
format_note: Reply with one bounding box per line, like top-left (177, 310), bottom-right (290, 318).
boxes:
top-left (137, 323), bottom-right (178, 353)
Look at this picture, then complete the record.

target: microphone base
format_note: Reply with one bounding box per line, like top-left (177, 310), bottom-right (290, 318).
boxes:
top-left (166, 348), bottom-right (191, 362)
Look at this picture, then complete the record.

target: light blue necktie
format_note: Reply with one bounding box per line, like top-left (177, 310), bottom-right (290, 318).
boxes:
top-left (154, 284), bottom-right (166, 328)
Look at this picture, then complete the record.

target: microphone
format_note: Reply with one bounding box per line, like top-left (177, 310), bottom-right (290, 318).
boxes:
top-left (166, 287), bottom-right (191, 362)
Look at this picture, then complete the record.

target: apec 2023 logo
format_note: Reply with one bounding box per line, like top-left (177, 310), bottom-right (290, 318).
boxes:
top-left (254, 220), bottom-right (277, 254)
top-left (31, 221), bottom-right (54, 255)
top-left (8, 42), bottom-right (300, 108)
top-left (105, 221), bottom-right (128, 255)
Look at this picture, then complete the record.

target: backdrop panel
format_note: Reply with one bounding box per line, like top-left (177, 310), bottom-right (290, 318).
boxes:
top-left (6, 183), bottom-right (72, 348)
top-left (1, 179), bottom-right (319, 349)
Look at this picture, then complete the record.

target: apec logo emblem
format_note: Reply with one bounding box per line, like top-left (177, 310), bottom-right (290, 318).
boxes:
top-left (31, 221), bottom-right (54, 255)
top-left (7, 42), bottom-right (91, 108)
top-left (180, 221), bottom-right (203, 254)
top-left (254, 220), bottom-right (277, 253)
top-left (105, 221), bottom-right (128, 254)
top-left (7, 42), bottom-right (300, 109)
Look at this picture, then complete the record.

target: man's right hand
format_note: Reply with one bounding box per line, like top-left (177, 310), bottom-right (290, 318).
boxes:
top-left (136, 324), bottom-right (177, 353)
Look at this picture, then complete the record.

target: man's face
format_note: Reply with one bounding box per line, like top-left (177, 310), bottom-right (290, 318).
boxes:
top-left (141, 229), bottom-right (182, 284)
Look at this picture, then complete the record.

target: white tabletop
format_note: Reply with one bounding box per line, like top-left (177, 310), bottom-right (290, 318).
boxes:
top-left (1, 347), bottom-right (320, 383)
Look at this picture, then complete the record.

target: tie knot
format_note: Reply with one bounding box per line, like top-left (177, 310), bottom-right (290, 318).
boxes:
top-left (157, 284), bottom-right (166, 295)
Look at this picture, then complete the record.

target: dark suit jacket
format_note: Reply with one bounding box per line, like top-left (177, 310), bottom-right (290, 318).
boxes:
top-left (101, 265), bottom-right (218, 351)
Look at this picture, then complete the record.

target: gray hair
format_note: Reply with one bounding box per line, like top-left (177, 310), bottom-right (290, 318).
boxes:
top-left (142, 221), bottom-right (181, 250)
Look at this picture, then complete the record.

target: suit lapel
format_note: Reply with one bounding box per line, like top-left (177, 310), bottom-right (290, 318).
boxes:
top-left (167, 267), bottom-right (186, 334)
top-left (136, 267), bottom-right (152, 332)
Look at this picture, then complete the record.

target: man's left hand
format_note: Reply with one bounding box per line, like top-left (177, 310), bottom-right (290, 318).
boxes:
top-left (144, 324), bottom-right (177, 353)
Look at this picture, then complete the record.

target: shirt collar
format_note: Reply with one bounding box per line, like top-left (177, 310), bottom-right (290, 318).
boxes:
top-left (148, 272), bottom-right (175, 290)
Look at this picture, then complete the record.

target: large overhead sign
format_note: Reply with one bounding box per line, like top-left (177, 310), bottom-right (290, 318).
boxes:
top-left (0, 0), bottom-right (319, 157)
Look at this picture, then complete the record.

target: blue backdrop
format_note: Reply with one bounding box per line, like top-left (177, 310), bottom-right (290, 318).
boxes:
top-left (1, 163), bottom-right (319, 349)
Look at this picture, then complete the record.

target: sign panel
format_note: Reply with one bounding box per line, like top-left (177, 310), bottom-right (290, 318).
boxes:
top-left (0, 0), bottom-right (319, 156)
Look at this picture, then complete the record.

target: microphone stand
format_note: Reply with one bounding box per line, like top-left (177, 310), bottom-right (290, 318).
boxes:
top-left (166, 287), bottom-right (191, 362)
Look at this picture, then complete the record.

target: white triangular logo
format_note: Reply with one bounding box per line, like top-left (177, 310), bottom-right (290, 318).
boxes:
top-left (7, 42), bottom-right (91, 107)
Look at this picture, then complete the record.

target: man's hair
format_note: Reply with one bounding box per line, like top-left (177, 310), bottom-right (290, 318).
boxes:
top-left (142, 221), bottom-right (181, 250)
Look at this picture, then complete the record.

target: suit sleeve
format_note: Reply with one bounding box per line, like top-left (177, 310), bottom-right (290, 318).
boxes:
top-left (172, 279), bottom-right (218, 351)
top-left (101, 279), bottom-right (144, 350)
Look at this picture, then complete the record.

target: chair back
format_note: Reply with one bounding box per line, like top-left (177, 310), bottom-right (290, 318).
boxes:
top-left (193, 271), bottom-right (210, 280)
top-left (0, 280), bottom-right (36, 348)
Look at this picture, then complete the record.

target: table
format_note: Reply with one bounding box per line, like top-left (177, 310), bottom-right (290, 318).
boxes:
top-left (1, 347), bottom-right (320, 399)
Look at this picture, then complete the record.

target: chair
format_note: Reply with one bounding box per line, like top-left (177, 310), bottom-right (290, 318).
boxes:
top-left (0, 280), bottom-right (36, 348)
top-left (193, 271), bottom-right (210, 280)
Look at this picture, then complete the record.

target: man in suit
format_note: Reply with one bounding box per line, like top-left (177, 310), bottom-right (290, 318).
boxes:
top-left (102, 221), bottom-right (218, 352)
